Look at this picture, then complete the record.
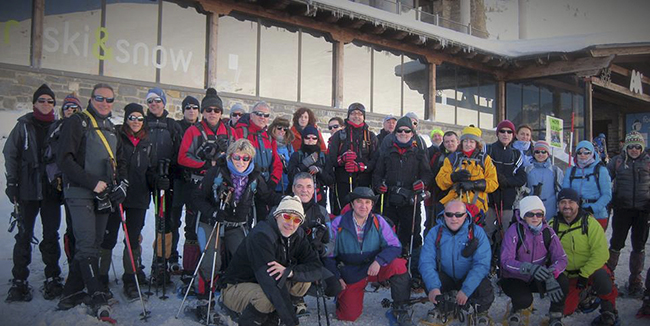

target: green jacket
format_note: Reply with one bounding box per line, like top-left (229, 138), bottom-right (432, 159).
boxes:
top-left (550, 210), bottom-right (609, 279)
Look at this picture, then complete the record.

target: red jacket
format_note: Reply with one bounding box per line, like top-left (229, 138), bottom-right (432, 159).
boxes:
top-left (178, 119), bottom-right (232, 172)
top-left (234, 120), bottom-right (282, 186)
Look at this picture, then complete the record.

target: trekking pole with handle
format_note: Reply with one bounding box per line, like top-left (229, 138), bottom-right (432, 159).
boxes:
top-left (407, 192), bottom-right (420, 276)
top-left (158, 159), bottom-right (171, 299)
top-left (205, 218), bottom-right (222, 325)
top-left (119, 204), bottom-right (151, 321)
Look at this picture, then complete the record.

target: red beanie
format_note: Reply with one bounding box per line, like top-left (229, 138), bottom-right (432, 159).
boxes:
top-left (496, 120), bottom-right (516, 134)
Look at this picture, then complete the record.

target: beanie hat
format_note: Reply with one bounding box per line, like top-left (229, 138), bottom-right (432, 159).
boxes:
top-left (302, 125), bottom-right (319, 138)
top-left (395, 116), bottom-right (413, 131)
top-left (61, 93), bottom-right (82, 115)
top-left (181, 96), bottom-right (200, 110)
top-left (123, 103), bottom-right (145, 123)
top-left (383, 114), bottom-right (397, 123)
top-left (533, 140), bottom-right (551, 153)
top-left (430, 129), bottom-right (444, 138)
top-left (460, 125), bottom-right (482, 144)
top-left (146, 87), bottom-right (167, 106)
top-left (624, 131), bottom-right (645, 152)
top-left (496, 119), bottom-right (516, 134)
top-left (33, 84), bottom-right (56, 105)
top-left (201, 88), bottom-right (223, 112)
top-left (405, 112), bottom-right (419, 122)
top-left (557, 188), bottom-right (580, 204)
top-left (230, 103), bottom-right (245, 115)
top-left (519, 196), bottom-right (546, 218)
top-left (347, 102), bottom-right (366, 118)
top-left (274, 195), bottom-right (305, 223)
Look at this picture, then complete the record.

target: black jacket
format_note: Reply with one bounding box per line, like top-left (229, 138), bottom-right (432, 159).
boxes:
top-left (3, 113), bottom-right (57, 201)
top-left (608, 152), bottom-right (650, 210)
top-left (146, 110), bottom-right (183, 178)
top-left (287, 148), bottom-right (334, 205)
top-left (377, 129), bottom-right (391, 146)
top-left (118, 127), bottom-right (155, 209)
top-left (327, 121), bottom-right (378, 186)
top-left (486, 141), bottom-right (527, 210)
top-left (220, 218), bottom-right (322, 326)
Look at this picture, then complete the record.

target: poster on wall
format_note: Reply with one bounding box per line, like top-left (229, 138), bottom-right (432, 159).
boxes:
top-left (546, 115), bottom-right (563, 148)
top-left (626, 113), bottom-right (650, 146)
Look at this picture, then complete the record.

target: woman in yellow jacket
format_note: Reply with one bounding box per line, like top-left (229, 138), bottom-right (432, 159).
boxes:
top-left (436, 125), bottom-right (498, 219)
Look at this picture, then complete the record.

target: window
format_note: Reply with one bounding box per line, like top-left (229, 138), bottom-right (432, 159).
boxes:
top-left (259, 24), bottom-right (298, 101)
top-left (479, 74), bottom-right (497, 129)
top-left (42, 0), bottom-right (101, 74)
top-left (436, 63), bottom-right (496, 127)
top-left (402, 55), bottom-right (426, 119)
top-left (0, 1), bottom-right (32, 66)
top-left (216, 16), bottom-right (257, 96)
top-left (456, 66), bottom-right (479, 127)
top-left (300, 30), bottom-right (332, 106)
top-left (343, 42), bottom-right (371, 109)
top-left (435, 63), bottom-right (456, 124)
top-left (372, 48), bottom-right (401, 115)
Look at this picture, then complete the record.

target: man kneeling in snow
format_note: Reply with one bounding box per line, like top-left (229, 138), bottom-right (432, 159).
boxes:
top-left (219, 196), bottom-right (322, 326)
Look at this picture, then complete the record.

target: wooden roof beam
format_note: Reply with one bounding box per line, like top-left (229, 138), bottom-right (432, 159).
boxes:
top-left (506, 55), bottom-right (615, 80)
top-left (481, 55), bottom-right (493, 63)
top-left (590, 45), bottom-right (650, 57)
top-left (610, 64), bottom-right (650, 85)
top-left (591, 76), bottom-right (650, 103)
top-left (360, 24), bottom-right (387, 35)
top-left (404, 34), bottom-right (426, 46)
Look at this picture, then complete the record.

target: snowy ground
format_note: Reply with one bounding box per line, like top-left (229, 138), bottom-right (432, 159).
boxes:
top-left (0, 109), bottom-right (648, 326)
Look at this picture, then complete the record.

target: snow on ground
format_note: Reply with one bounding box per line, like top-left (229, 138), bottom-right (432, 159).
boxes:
top-left (0, 109), bottom-right (648, 326)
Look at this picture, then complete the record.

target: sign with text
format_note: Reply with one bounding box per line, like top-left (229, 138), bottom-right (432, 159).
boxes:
top-left (546, 116), bottom-right (563, 148)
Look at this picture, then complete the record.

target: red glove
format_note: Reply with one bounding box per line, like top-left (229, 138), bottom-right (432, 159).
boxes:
top-left (338, 150), bottom-right (357, 165)
top-left (345, 161), bottom-right (365, 173)
top-left (377, 183), bottom-right (388, 194)
top-left (413, 180), bottom-right (425, 192)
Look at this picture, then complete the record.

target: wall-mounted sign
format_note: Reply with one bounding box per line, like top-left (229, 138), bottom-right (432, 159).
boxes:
top-left (630, 70), bottom-right (644, 94)
top-left (546, 115), bottom-right (563, 149)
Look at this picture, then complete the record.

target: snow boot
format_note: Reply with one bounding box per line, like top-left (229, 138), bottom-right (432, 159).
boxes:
top-left (591, 310), bottom-right (620, 326)
top-left (194, 300), bottom-right (220, 324)
top-left (122, 274), bottom-right (140, 301)
top-left (98, 274), bottom-right (114, 300)
top-left (636, 292), bottom-right (650, 318)
top-left (261, 311), bottom-right (280, 326)
top-left (151, 257), bottom-right (170, 286)
top-left (238, 303), bottom-right (268, 325)
top-left (548, 311), bottom-right (564, 326)
top-left (169, 252), bottom-right (182, 275)
top-left (43, 276), bottom-right (64, 300)
top-left (606, 249), bottom-right (620, 274)
top-left (6, 279), bottom-right (33, 302)
top-left (474, 311), bottom-right (493, 326)
top-left (292, 295), bottom-right (308, 316)
top-left (391, 304), bottom-right (415, 326)
top-left (507, 309), bottom-right (522, 326)
top-left (57, 290), bottom-right (90, 310)
top-left (628, 251), bottom-right (645, 297)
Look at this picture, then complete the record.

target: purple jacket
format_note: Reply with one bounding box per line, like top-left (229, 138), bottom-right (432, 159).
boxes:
top-left (500, 214), bottom-right (567, 282)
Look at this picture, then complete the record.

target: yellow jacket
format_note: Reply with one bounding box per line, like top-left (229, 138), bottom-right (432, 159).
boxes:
top-left (435, 151), bottom-right (499, 213)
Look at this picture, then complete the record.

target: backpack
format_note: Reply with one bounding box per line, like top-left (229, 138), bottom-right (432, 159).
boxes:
top-left (434, 221), bottom-right (477, 271)
top-left (44, 120), bottom-right (64, 187)
top-left (568, 161), bottom-right (606, 193)
top-left (515, 222), bottom-right (552, 254)
top-left (551, 213), bottom-right (588, 240)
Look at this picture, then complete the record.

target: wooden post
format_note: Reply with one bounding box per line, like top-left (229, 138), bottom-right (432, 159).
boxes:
top-left (333, 40), bottom-right (344, 108)
top-left (498, 80), bottom-right (506, 122)
top-left (427, 62), bottom-right (436, 121)
top-left (31, 0), bottom-right (44, 68)
top-left (206, 12), bottom-right (219, 88)
top-left (585, 78), bottom-right (593, 141)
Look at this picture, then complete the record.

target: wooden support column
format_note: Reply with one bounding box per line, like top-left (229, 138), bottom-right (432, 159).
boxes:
top-left (498, 80), bottom-right (506, 122)
top-left (585, 78), bottom-right (593, 141)
top-left (333, 40), bottom-right (344, 108)
top-left (427, 62), bottom-right (436, 121)
top-left (206, 12), bottom-right (219, 88)
top-left (31, 0), bottom-right (44, 68)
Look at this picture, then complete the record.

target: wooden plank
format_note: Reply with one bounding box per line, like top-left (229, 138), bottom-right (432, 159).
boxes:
top-left (206, 12), bottom-right (219, 88)
top-left (31, 0), bottom-right (44, 68)
top-left (591, 76), bottom-right (650, 103)
top-left (427, 62), bottom-right (436, 121)
top-left (585, 79), bottom-right (593, 141)
top-left (333, 41), bottom-right (344, 108)
top-left (498, 80), bottom-right (506, 122)
top-left (610, 64), bottom-right (650, 85)
top-left (589, 45), bottom-right (650, 57)
top-left (506, 55), bottom-right (614, 81)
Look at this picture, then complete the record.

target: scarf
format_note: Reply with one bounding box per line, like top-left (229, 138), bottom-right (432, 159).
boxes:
top-left (577, 156), bottom-right (595, 168)
top-left (33, 108), bottom-right (55, 122)
top-left (228, 160), bottom-right (254, 202)
top-left (528, 223), bottom-right (544, 234)
top-left (347, 120), bottom-right (365, 129)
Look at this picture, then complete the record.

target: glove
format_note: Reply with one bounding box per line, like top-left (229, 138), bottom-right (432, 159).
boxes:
top-left (302, 152), bottom-right (319, 167)
top-left (576, 276), bottom-right (589, 290)
top-left (308, 165), bottom-right (320, 175)
top-left (216, 138), bottom-right (229, 154)
top-left (458, 181), bottom-right (475, 192)
top-left (520, 262), bottom-right (552, 282)
top-left (377, 183), bottom-right (388, 194)
top-left (5, 180), bottom-right (18, 204)
top-left (497, 174), bottom-right (509, 187)
top-left (413, 180), bottom-right (425, 192)
top-left (345, 161), bottom-right (365, 173)
top-left (451, 170), bottom-right (471, 183)
top-left (108, 180), bottom-right (129, 204)
top-left (545, 277), bottom-right (564, 303)
top-left (156, 176), bottom-right (170, 191)
top-left (337, 150), bottom-right (357, 165)
top-left (472, 179), bottom-right (487, 192)
top-left (210, 210), bottom-right (224, 224)
top-left (198, 142), bottom-right (219, 160)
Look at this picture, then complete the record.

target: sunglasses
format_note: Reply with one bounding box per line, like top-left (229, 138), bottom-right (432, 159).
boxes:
top-left (63, 104), bottom-right (79, 111)
top-left (252, 111), bottom-right (270, 118)
top-left (128, 115), bottom-right (144, 122)
top-left (231, 154), bottom-right (251, 162)
top-left (444, 212), bottom-right (466, 218)
top-left (498, 129), bottom-right (513, 134)
top-left (204, 107), bottom-right (222, 114)
top-left (146, 97), bottom-right (163, 104)
top-left (37, 98), bottom-right (55, 104)
top-left (184, 105), bottom-right (199, 111)
top-left (524, 212), bottom-right (545, 218)
top-left (328, 124), bottom-right (340, 130)
top-left (534, 150), bottom-right (547, 154)
top-left (93, 95), bottom-right (115, 103)
top-left (231, 112), bottom-right (242, 118)
top-left (282, 213), bottom-right (303, 225)
top-left (276, 126), bottom-right (288, 131)
top-left (628, 144), bottom-right (643, 150)
top-left (577, 150), bottom-right (592, 156)
top-left (396, 129), bottom-right (412, 134)
top-left (304, 136), bottom-right (318, 140)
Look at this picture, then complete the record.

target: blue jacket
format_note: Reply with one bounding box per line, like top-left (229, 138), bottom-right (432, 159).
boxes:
top-left (562, 141), bottom-right (612, 220)
top-left (525, 159), bottom-right (564, 220)
top-left (419, 217), bottom-right (491, 297)
top-left (275, 143), bottom-right (294, 193)
top-left (324, 211), bottom-right (402, 284)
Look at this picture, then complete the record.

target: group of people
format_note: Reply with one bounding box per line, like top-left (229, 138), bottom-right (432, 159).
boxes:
top-left (4, 83), bottom-right (649, 326)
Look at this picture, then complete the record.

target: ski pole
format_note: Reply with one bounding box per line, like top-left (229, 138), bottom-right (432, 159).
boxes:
top-left (349, 176), bottom-right (353, 193)
top-left (206, 221), bottom-right (222, 325)
top-left (407, 193), bottom-right (419, 276)
top-left (158, 159), bottom-right (170, 300)
top-left (320, 281), bottom-right (330, 326)
top-left (119, 204), bottom-right (151, 321)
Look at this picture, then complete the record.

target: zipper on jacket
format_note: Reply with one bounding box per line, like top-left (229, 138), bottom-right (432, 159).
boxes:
top-left (451, 234), bottom-right (456, 278)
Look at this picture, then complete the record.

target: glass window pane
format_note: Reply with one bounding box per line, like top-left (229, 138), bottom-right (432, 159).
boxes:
top-left (539, 86), bottom-right (553, 131)
top-left (456, 67), bottom-right (479, 127)
top-left (104, 0), bottom-right (158, 82)
top-left (300, 30), bottom-right (332, 106)
top-left (506, 83), bottom-right (522, 126)
top-left (522, 84), bottom-right (539, 128)
top-left (216, 16), bottom-right (257, 96)
top-left (260, 24), bottom-right (298, 101)
top-left (160, 1), bottom-right (206, 88)
top-left (0, 1), bottom-right (32, 66)
top-left (402, 57), bottom-right (426, 120)
top-left (343, 43), bottom-right (371, 109)
top-left (42, 0), bottom-right (101, 74)
top-left (479, 74), bottom-right (497, 129)
top-left (435, 63), bottom-right (455, 125)
top-left (372, 49), bottom-right (401, 115)
top-left (574, 93), bottom-right (584, 128)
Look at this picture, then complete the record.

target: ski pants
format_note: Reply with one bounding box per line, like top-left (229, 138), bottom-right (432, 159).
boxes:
top-left (384, 203), bottom-right (422, 252)
top-left (610, 208), bottom-right (650, 252)
top-left (501, 274), bottom-right (569, 313)
top-left (435, 271), bottom-right (494, 313)
top-left (172, 177), bottom-right (195, 254)
top-left (564, 266), bottom-right (618, 316)
top-left (222, 281), bottom-right (311, 314)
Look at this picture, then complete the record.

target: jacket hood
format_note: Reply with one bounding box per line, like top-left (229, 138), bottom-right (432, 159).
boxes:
top-left (575, 140), bottom-right (595, 155)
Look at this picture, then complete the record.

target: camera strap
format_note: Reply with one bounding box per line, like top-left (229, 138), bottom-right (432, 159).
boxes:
top-left (83, 110), bottom-right (116, 171)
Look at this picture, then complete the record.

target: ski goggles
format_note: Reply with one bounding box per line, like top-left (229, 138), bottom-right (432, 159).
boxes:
top-left (282, 213), bottom-right (304, 225)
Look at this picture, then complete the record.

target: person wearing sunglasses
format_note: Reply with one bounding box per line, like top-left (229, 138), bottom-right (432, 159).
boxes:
top-left (379, 111), bottom-right (427, 155)
top-left (513, 124), bottom-right (535, 168)
top-left (4, 83), bottom-right (64, 302)
top-left (228, 103), bottom-right (245, 128)
top-left (287, 125), bottom-right (334, 207)
top-left (373, 116), bottom-right (432, 279)
top-left (606, 131), bottom-right (650, 299)
top-left (419, 199), bottom-right (493, 325)
top-left (523, 141), bottom-right (564, 220)
top-left (56, 83), bottom-right (128, 316)
top-left (325, 187), bottom-right (413, 324)
top-left (268, 117), bottom-right (295, 195)
top-left (219, 195), bottom-right (321, 326)
top-left (550, 188), bottom-right (618, 325)
top-left (60, 92), bottom-right (83, 118)
top-left (178, 95), bottom-right (200, 133)
top-left (562, 140), bottom-right (612, 230)
top-left (500, 196), bottom-right (568, 326)
top-left (290, 108), bottom-right (326, 152)
top-left (376, 114), bottom-right (397, 146)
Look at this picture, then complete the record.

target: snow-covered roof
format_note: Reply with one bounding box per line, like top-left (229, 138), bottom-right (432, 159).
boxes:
top-left (307, 0), bottom-right (650, 59)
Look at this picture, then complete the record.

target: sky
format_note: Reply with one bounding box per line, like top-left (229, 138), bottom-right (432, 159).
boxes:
top-left (484, 0), bottom-right (650, 41)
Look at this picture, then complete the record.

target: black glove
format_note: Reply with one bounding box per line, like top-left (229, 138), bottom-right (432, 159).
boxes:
top-left (5, 180), bottom-right (18, 204)
top-left (198, 141), bottom-right (219, 161)
top-left (210, 210), bottom-right (225, 224)
top-left (545, 277), bottom-right (563, 303)
top-left (520, 262), bottom-right (552, 282)
top-left (451, 169), bottom-right (471, 183)
top-left (576, 276), bottom-right (589, 289)
top-left (472, 179), bottom-right (487, 192)
top-left (459, 181), bottom-right (475, 192)
top-left (108, 180), bottom-right (129, 204)
top-left (156, 176), bottom-right (170, 191)
top-left (216, 137), bottom-right (229, 154)
top-left (498, 174), bottom-right (509, 187)
top-left (302, 152), bottom-right (319, 168)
